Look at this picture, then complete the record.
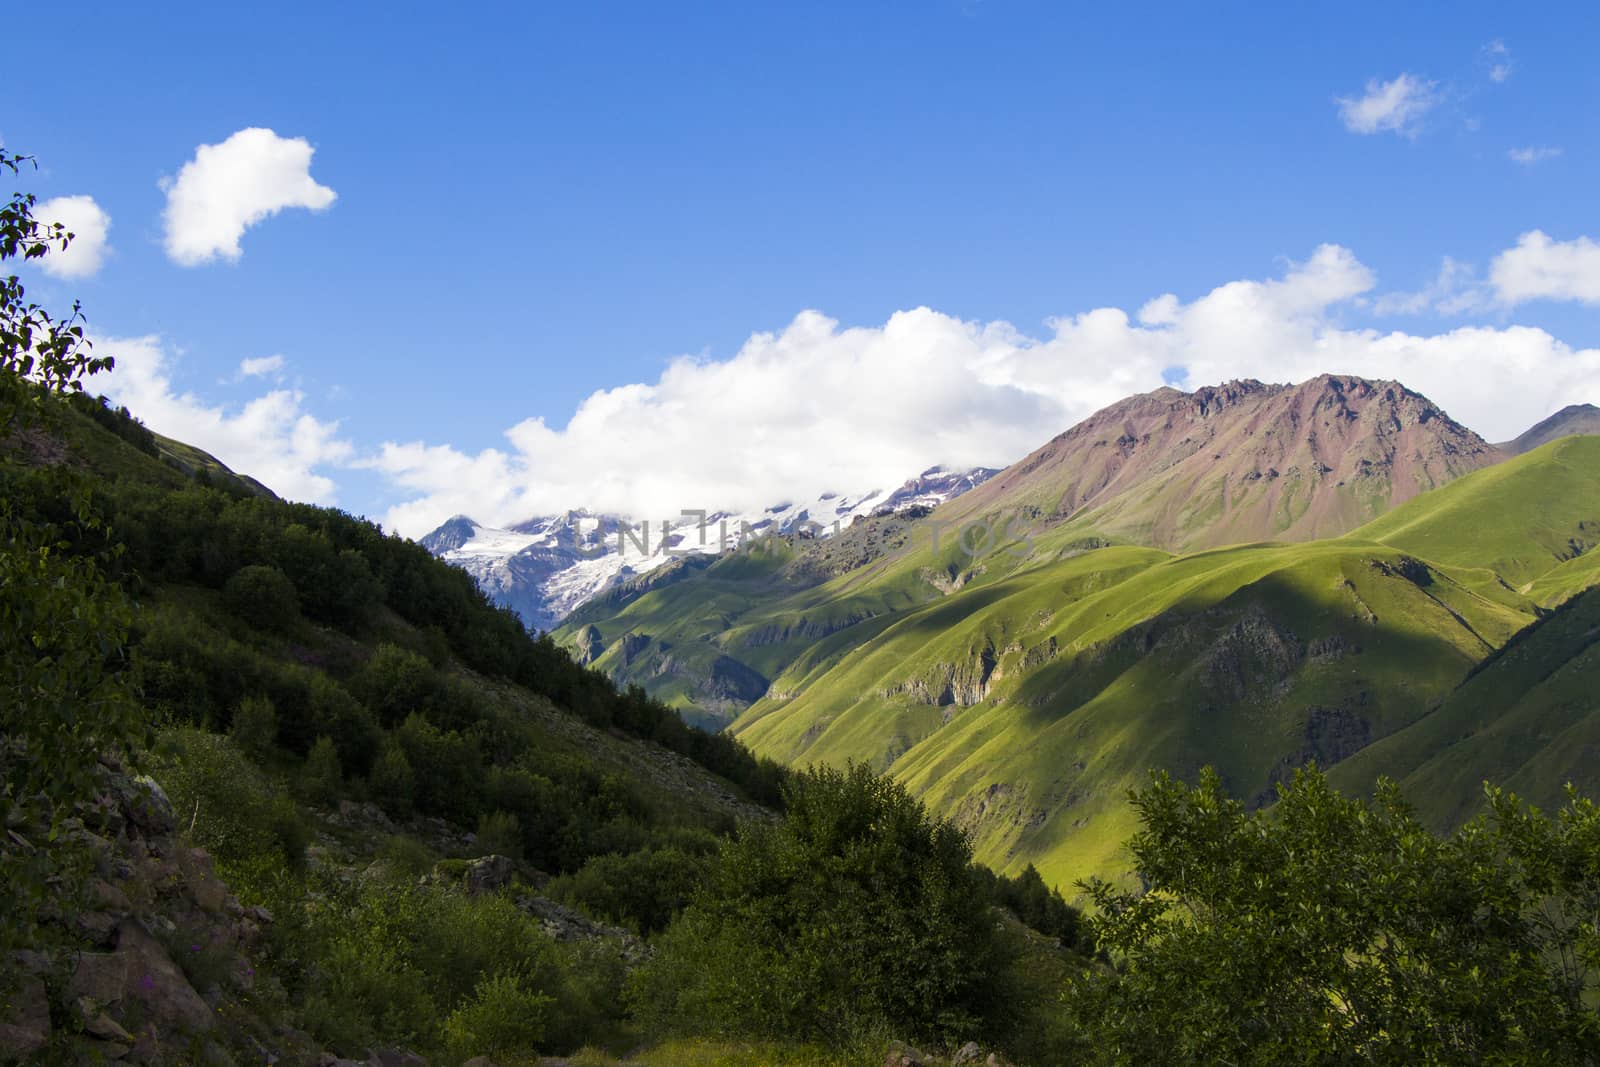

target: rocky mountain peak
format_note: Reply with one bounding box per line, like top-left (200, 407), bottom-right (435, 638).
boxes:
top-left (941, 374), bottom-right (1498, 551)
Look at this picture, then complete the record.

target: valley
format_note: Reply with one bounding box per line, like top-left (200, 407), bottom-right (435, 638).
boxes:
top-left (545, 379), bottom-right (1600, 888)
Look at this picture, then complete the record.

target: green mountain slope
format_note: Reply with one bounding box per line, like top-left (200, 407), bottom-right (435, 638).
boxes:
top-left (553, 392), bottom-right (1600, 890)
top-left (1328, 586), bottom-right (1600, 830)
top-left (733, 540), bottom-right (1529, 886)
top-left (557, 376), bottom-right (1510, 730)
top-left (1347, 435), bottom-right (1600, 597)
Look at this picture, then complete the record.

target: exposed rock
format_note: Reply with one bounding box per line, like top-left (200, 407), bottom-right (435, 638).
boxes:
top-left (462, 854), bottom-right (517, 897)
top-left (937, 374), bottom-right (1500, 551)
top-left (514, 895), bottom-right (648, 963)
top-left (616, 632), bottom-right (651, 666)
top-left (367, 1048), bottom-right (429, 1067)
top-left (124, 775), bottom-right (178, 834)
top-left (951, 1041), bottom-right (984, 1065)
top-left (82, 1004), bottom-right (135, 1043)
top-left (69, 918), bottom-right (217, 1036)
top-left (573, 624), bottom-right (605, 665)
top-left (0, 975), bottom-right (50, 1059)
top-left (884, 1043), bottom-right (927, 1067)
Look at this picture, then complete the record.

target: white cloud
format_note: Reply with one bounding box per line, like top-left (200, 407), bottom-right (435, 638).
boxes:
top-left (1336, 73), bottom-right (1439, 137)
top-left (1508, 145), bottom-right (1562, 166)
top-left (161, 128), bottom-right (336, 266)
top-left (94, 336), bottom-right (352, 502)
top-left (1373, 257), bottom-right (1487, 316)
top-left (367, 244), bottom-right (1600, 537)
top-left (1484, 39), bottom-right (1513, 83)
top-left (32, 195), bottom-right (111, 279)
top-left (1490, 231), bottom-right (1600, 306)
top-left (238, 354), bottom-right (286, 379)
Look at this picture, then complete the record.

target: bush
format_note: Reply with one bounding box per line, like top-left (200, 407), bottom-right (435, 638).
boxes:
top-left (223, 563), bottom-right (299, 632)
top-left (369, 739), bottom-right (417, 818)
top-left (476, 810), bottom-right (524, 861)
top-left (301, 735), bottom-right (342, 805)
top-left (1067, 767), bottom-right (1600, 1065)
top-left (153, 729), bottom-right (310, 880)
top-left (547, 845), bottom-right (710, 935)
top-left (230, 694), bottom-right (278, 758)
top-left (631, 763), bottom-right (1005, 1048)
top-left (442, 972), bottom-right (551, 1062)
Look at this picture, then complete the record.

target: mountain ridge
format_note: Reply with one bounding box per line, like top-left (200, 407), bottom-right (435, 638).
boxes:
top-left (422, 465), bottom-right (999, 630)
top-left (936, 373), bottom-right (1501, 552)
top-left (1498, 402), bottom-right (1600, 455)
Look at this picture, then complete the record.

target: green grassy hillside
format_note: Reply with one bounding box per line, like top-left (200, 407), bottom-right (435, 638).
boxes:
top-left (734, 540), bottom-right (1530, 887)
top-left (558, 429), bottom-right (1600, 892)
top-left (1327, 585), bottom-right (1600, 829)
top-left (1347, 435), bottom-right (1600, 597)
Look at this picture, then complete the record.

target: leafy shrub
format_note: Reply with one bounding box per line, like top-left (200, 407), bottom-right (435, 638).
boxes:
top-left (631, 763), bottom-right (1005, 1048)
top-left (476, 810), bottom-right (524, 861)
top-left (547, 845), bottom-right (710, 935)
top-left (301, 735), bottom-right (341, 805)
top-left (369, 738), bottom-right (417, 818)
top-left (223, 563), bottom-right (299, 632)
top-left (1068, 767), bottom-right (1600, 1065)
top-left (230, 694), bottom-right (277, 758)
top-left (443, 972), bottom-right (552, 1061)
top-left (153, 730), bottom-right (310, 877)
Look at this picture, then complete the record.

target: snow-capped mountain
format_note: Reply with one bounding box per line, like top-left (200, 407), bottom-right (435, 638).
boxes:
top-left (420, 466), bottom-right (998, 631)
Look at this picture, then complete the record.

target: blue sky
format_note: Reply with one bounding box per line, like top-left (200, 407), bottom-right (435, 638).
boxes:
top-left (9, 1), bottom-right (1600, 533)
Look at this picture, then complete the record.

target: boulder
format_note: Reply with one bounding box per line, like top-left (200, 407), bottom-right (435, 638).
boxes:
top-left (69, 918), bottom-right (215, 1036)
top-left (884, 1043), bottom-right (926, 1067)
top-left (462, 855), bottom-right (516, 897)
top-left (952, 1042), bottom-right (984, 1065)
top-left (0, 976), bottom-right (50, 1060)
top-left (125, 775), bottom-right (178, 834)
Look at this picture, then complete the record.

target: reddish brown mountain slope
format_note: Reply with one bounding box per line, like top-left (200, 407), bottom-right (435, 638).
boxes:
top-left (939, 375), bottom-right (1501, 551)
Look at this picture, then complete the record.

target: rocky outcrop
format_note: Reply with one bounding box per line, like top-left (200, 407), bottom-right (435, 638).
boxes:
top-left (513, 896), bottom-right (648, 964)
top-left (884, 1040), bottom-right (1014, 1067)
top-left (0, 760), bottom-right (363, 1066)
top-left (462, 854), bottom-right (517, 897)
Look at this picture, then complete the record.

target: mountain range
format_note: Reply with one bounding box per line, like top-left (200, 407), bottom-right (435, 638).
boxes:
top-left (421, 465), bottom-right (998, 631)
top-left (541, 374), bottom-right (1600, 888)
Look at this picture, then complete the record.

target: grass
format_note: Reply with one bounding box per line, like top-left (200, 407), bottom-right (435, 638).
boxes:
top-left (1348, 435), bottom-right (1600, 590)
top-left (1327, 585), bottom-right (1600, 830)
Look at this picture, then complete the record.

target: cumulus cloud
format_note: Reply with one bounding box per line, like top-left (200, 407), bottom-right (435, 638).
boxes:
top-left (1490, 231), bottom-right (1600, 306)
top-left (367, 244), bottom-right (1600, 537)
top-left (1508, 145), bottom-right (1562, 166)
top-left (161, 128), bottom-right (336, 266)
top-left (94, 337), bottom-right (352, 502)
top-left (1336, 73), bottom-right (1439, 137)
top-left (237, 354), bottom-right (286, 379)
top-left (32, 195), bottom-right (111, 279)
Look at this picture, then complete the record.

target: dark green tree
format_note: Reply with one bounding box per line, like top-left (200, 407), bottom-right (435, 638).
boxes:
top-left (1068, 767), bottom-right (1600, 1066)
top-left (223, 563), bottom-right (301, 632)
